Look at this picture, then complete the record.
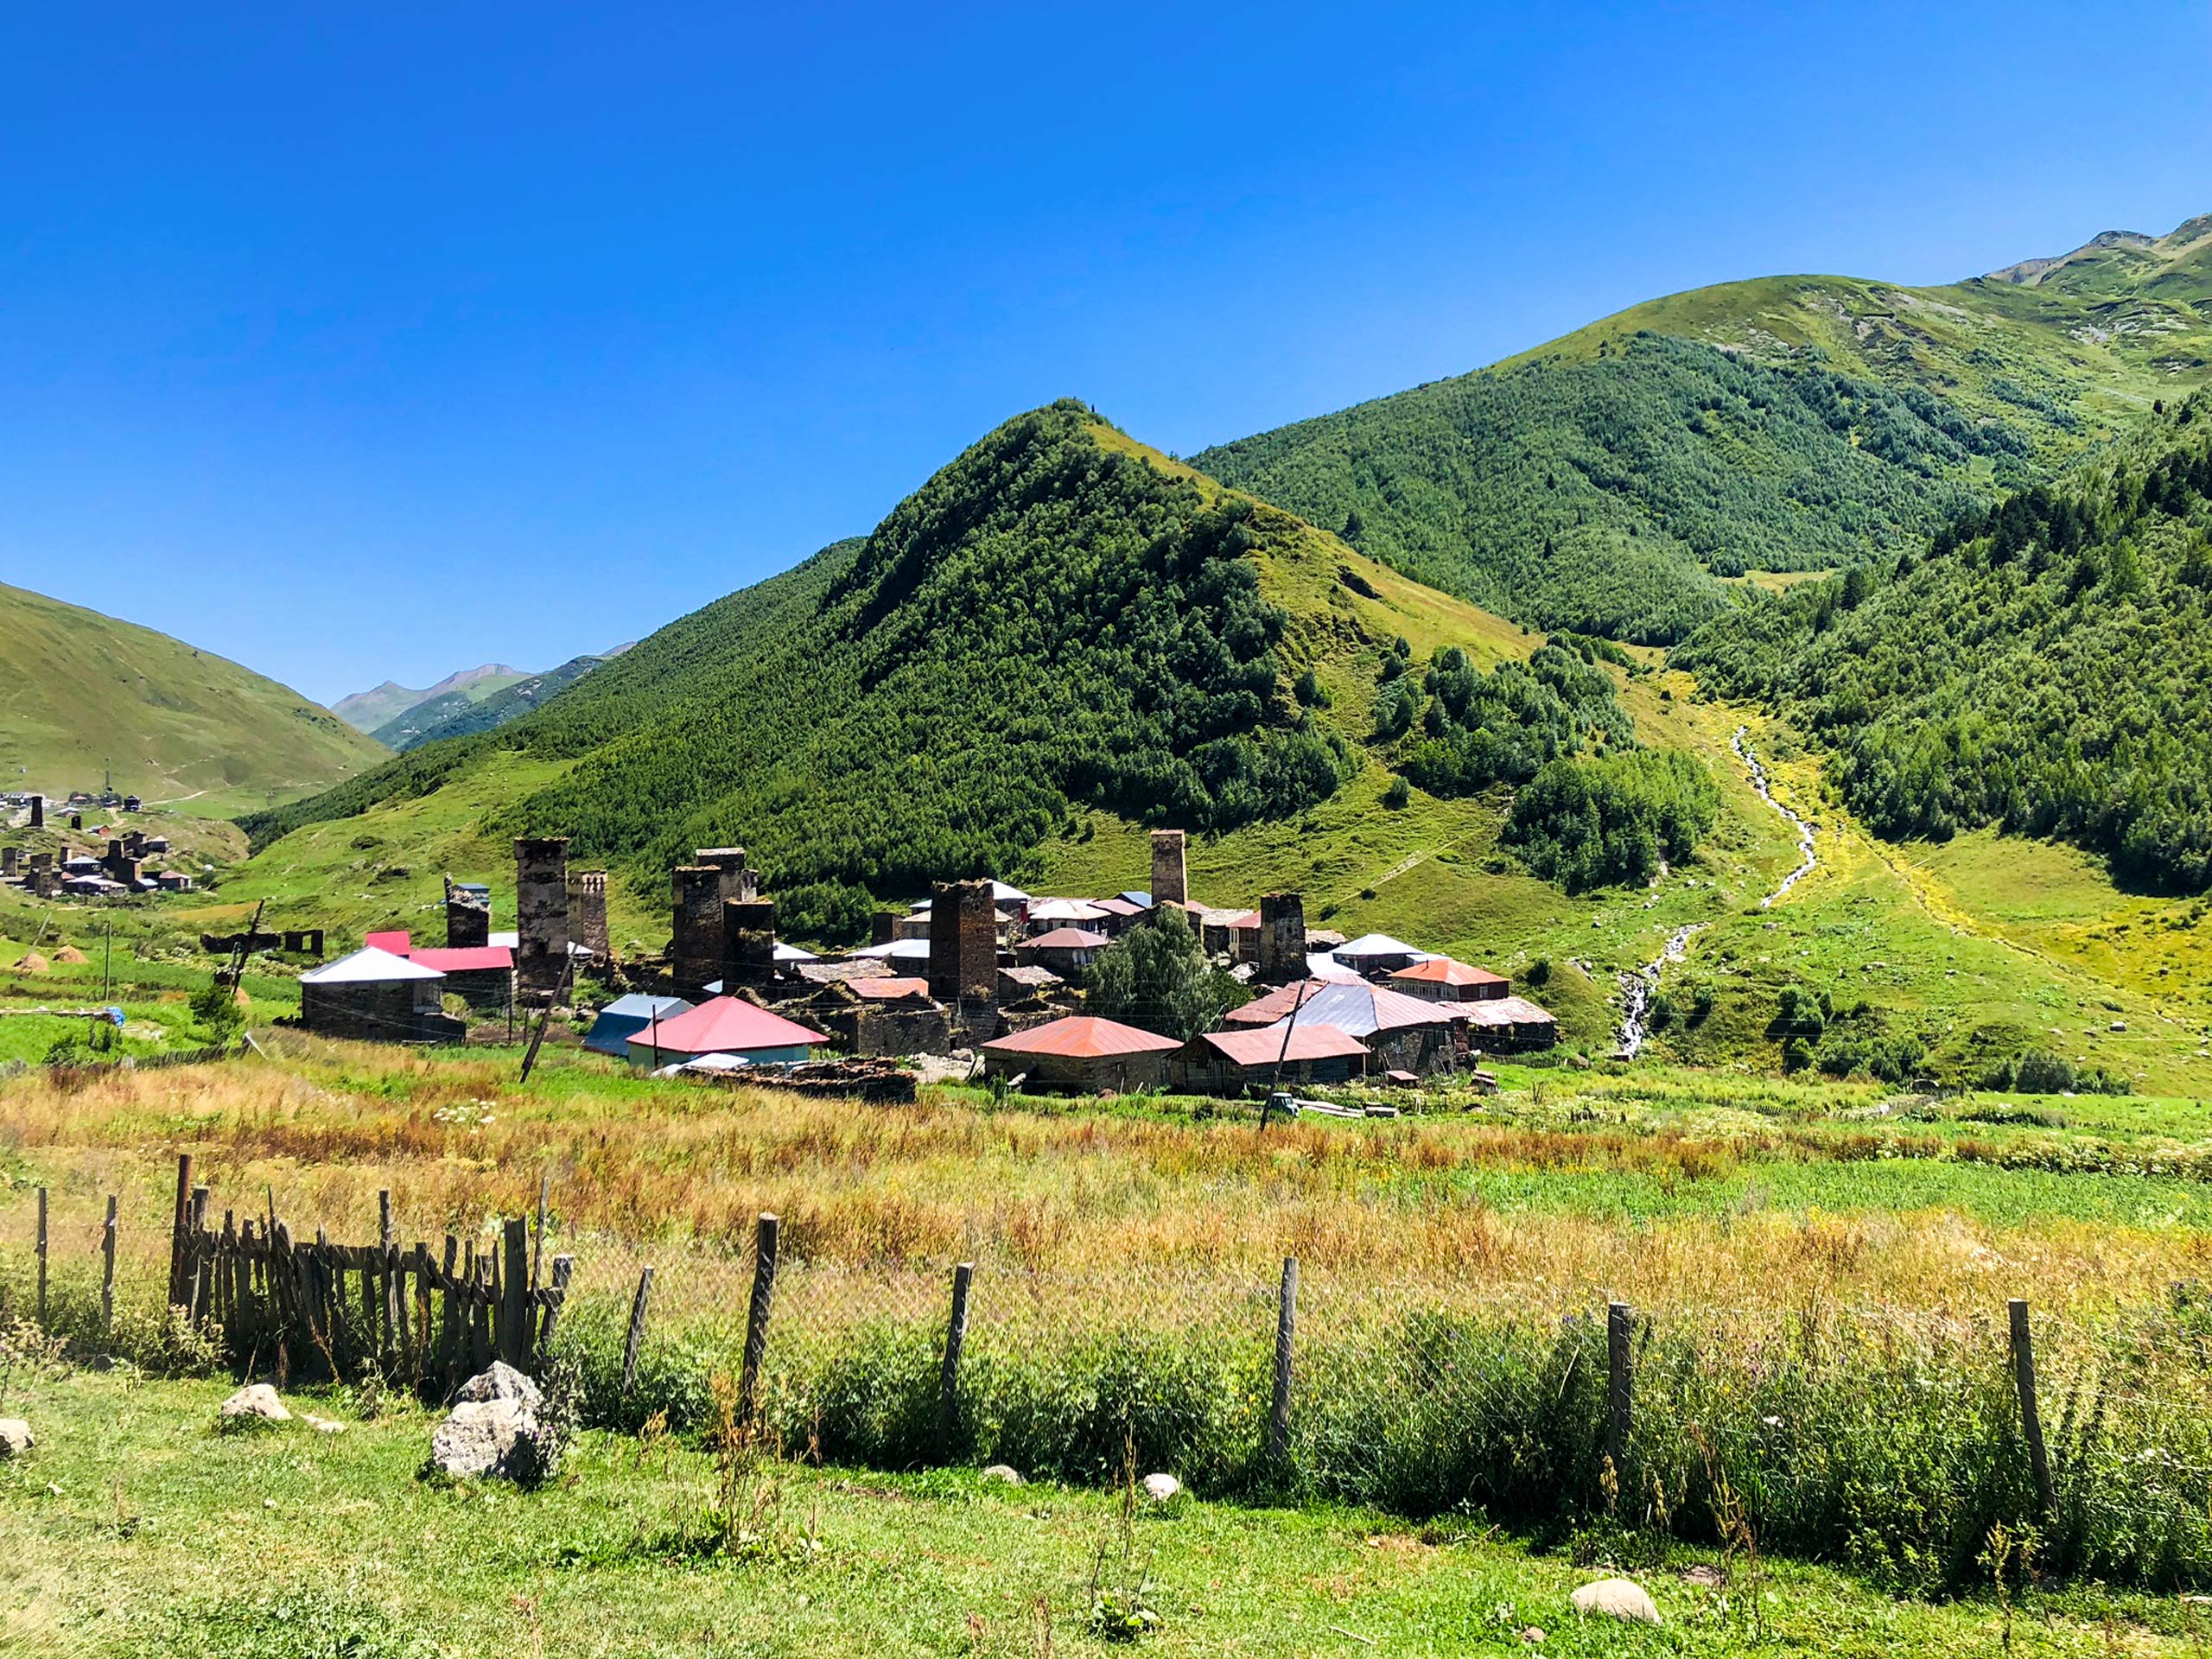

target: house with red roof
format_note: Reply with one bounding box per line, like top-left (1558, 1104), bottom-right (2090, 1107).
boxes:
top-left (978, 1014), bottom-right (1181, 1093)
top-left (1223, 979), bottom-right (1460, 1075)
top-left (1173, 1020), bottom-right (1370, 1092)
top-left (1389, 957), bottom-right (1511, 1002)
top-left (1014, 926), bottom-right (1110, 976)
top-left (624, 996), bottom-right (831, 1068)
top-left (361, 929), bottom-right (515, 1009)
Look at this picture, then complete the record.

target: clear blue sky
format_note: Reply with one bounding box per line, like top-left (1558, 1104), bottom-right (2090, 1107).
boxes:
top-left (3, 2), bottom-right (2208, 705)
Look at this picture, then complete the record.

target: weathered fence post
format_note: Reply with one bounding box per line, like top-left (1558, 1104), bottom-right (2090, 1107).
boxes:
top-left (167, 1152), bottom-right (193, 1308)
top-left (622, 1266), bottom-right (654, 1392)
top-left (532, 1170), bottom-right (549, 1292)
top-left (35, 1186), bottom-right (48, 1327)
top-left (1605, 1300), bottom-right (1633, 1507)
top-left (939, 1262), bottom-right (974, 1447)
top-left (537, 1255), bottom-right (574, 1354)
top-left (378, 1192), bottom-right (397, 1371)
top-left (439, 1236), bottom-right (461, 1389)
top-left (2009, 1298), bottom-right (2054, 1517)
top-left (739, 1213), bottom-right (780, 1427)
top-left (1270, 1256), bottom-right (1299, 1466)
top-left (500, 1216), bottom-right (531, 1370)
top-left (188, 1186), bottom-right (211, 1325)
top-left (101, 1195), bottom-right (119, 1334)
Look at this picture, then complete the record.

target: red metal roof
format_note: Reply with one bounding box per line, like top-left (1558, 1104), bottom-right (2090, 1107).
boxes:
top-left (982, 1015), bottom-right (1181, 1058)
top-left (1224, 979), bottom-right (1454, 1034)
top-left (852, 976), bottom-right (932, 1000)
top-left (365, 929), bottom-right (410, 954)
top-left (1023, 927), bottom-right (1109, 949)
top-left (1091, 897), bottom-right (1146, 918)
top-left (1194, 1021), bottom-right (1370, 1066)
top-left (406, 945), bottom-right (514, 974)
top-left (1390, 957), bottom-right (1508, 988)
top-left (628, 996), bottom-right (830, 1057)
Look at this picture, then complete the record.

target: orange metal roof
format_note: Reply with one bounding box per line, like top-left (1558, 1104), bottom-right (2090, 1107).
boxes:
top-left (1194, 1021), bottom-right (1370, 1066)
top-left (982, 1015), bottom-right (1181, 1058)
top-left (1390, 957), bottom-right (1508, 988)
top-left (851, 976), bottom-right (932, 1000)
top-left (1023, 927), bottom-right (1109, 949)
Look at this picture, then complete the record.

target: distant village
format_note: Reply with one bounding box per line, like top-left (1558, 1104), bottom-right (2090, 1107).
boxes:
top-left (289, 830), bottom-right (1558, 1098)
top-left (0, 790), bottom-right (195, 898)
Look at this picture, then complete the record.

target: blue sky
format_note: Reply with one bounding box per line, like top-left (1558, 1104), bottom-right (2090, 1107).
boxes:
top-left (3, 3), bottom-right (2209, 705)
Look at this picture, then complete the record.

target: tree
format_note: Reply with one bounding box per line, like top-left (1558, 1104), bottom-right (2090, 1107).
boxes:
top-left (1085, 906), bottom-right (1248, 1040)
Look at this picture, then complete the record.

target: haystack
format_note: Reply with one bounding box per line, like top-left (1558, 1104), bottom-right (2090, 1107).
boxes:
top-left (16, 953), bottom-right (48, 975)
top-left (51, 946), bottom-right (87, 965)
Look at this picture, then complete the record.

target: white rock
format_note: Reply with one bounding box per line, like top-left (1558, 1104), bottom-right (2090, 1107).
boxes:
top-left (219, 1383), bottom-right (290, 1422)
top-left (0, 1419), bottom-right (32, 1457)
top-left (449, 1361), bottom-right (542, 1409)
top-left (429, 1397), bottom-right (536, 1479)
top-left (1571, 1577), bottom-right (1661, 1625)
top-left (1141, 1472), bottom-right (1180, 1502)
top-left (981, 1464), bottom-right (1023, 1485)
top-left (302, 1414), bottom-right (347, 1434)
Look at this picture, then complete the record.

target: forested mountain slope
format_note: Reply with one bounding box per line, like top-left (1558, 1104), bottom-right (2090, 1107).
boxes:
top-left (372, 651), bottom-right (623, 750)
top-left (1198, 214), bottom-right (2212, 645)
top-left (244, 404), bottom-right (1578, 937)
top-left (1675, 391), bottom-right (2212, 889)
top-left (0, 582), bottom-right (387, 812)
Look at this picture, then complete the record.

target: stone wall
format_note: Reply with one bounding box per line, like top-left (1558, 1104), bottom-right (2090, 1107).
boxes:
top-left (722, 898), bottom-right (778, 990)
top-left (1150, 829), bottom-right (1188, 906)
top-left (671, 866), bottom-right (724, 995)
top-left (1257, 892), bottom-right (1306, 984)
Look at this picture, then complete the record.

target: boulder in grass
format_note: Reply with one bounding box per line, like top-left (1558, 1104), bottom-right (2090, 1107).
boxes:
top-left (219, 1383), bottom-right (290, 1424)
top-left (0, 1419), bottom-right (32, 1458)
top-left (448, 1360), bottom-right (542, 1409)
top-left (1141, 1472), bottom-right (1180, 1503)
top-left (981, 1465), bottom-right (1023, 1486)
top-left (1571, 1578), bottom-right (1661, 1625)
top-left (429, 1398), bottom-right (536, 1479)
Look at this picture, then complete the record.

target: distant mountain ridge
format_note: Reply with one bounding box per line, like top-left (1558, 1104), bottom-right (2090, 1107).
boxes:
top-left (333, 664), bottom-right (524, 734)
top-left (0, 581), bottom-right (387, 814)
top-left (372, 647), bottom-right (632, 750)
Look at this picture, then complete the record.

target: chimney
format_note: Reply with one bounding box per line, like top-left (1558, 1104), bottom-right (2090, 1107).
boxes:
top-left (1257, 892), bottom-right (1306, 985)
top-left (722, 898), bottom-right (778, 990)
top-left (1149, 828), bottom-right (1188, 907)
top-left (513, 836), bottom-right (571, 996)
top-left (671, 865), bottom-right (724, 994)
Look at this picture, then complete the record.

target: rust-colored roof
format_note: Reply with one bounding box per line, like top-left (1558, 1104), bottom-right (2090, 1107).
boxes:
top-left (1192, 1021), bottom-right (1370, 1067)
top-left (1390, 957), bottom-right (1508, 988)
top-left (981, 1015), bottom-right (1181, 1058)
top-left (851, 976), bottom-right (932, 1001)
top-left (1224, 979), bottom-right (1455, 1036)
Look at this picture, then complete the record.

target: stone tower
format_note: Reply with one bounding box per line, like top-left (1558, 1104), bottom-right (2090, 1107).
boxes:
top-left (1257, 891), bottom-right (1306, 985)
top-left (567, 870), bottom-right (611, 960)
top-left (927, 880), bottom-right (999, 1009)
top-left (722, 898), bottom-right (778, 991)
top-left (1149, 829), bottom-right (1188, 907)
top-left (671, 865), bottom-right (724, 995)
top-left (514, 836), bottom-right (572, 996)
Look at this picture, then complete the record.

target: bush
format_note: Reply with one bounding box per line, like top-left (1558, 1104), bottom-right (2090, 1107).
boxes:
top-left (1505, 750), bottom-right (1720, 892)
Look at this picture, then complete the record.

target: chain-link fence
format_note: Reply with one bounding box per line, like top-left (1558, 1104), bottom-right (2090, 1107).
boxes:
top-left (9, 1169), bottom-right (2212, 1594)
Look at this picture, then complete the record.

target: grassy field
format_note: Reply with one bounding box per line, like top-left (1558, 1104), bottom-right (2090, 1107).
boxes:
top-left (10, 1039), bottom-right (2212, 1648)
top-left (13, 1367), bottom-right (2202, 1659)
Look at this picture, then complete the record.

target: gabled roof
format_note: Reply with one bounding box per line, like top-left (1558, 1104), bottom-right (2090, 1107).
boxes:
top-left (854, 938), bottom-right (932, 961)
top-left (981, 1015), bottom-right (1181, 1058)
top-left (1192, 1020), bottom-right (1370, 1067)
top-left (773, 942), bottom-right (818, 962)
top-left (1091, 897), bottom-right (1147, 918)
top-left (1116, 891), bottom-right (1153, 907)
top-left (1390, 957), bottom-right (1509, 988)
top-left (1027, 899), bottom-right (1109, 925)
top-left (300, 946), bottom-right (443, 985)
top-left (365, 929), bottom-right (410, 954)
top-left (1224, 979), bottom-right (1454, 1038)
top-left (1332, 932), bottom-right (1428, 960)
top-left (1458, 995), bottom-right (1558, 1027)
top-left (628, 996), bottom-right (830, 1055)
top-left (1024, 926), bottom-right (1109, 949)
top-left (407, 945), bottom-right (514, 974)
top-left (598, 994), bottom-right (693, 1020)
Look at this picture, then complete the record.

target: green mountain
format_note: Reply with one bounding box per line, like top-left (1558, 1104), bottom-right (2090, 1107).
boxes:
top-left (1196, 214), bottom-right (2212, 645)
top-left (0, 581), bottom-right (388, 814)
top-left (370, 649), bottom-right (630, 750)
top-left (1675, 391), bottom-right (2212, 891)
top-left (333, 664), bottom-right (526, 734)
top-left (241, 403), bottom-right (1549, 938)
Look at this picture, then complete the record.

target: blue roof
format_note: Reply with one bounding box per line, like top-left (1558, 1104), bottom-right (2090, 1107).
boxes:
top-left (584, 995), bottom-right (694, 1055)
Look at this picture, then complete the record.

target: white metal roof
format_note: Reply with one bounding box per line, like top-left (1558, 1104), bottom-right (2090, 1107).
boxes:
top-left (299, 945), bottom-right (444, 985)
top-left (1332, 932), bottom-right (1428, 960)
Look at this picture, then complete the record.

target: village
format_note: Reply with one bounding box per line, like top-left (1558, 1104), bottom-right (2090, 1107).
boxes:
top-left (1, 790), bottom-right (195, 899)
top-left (285, 829), bottom-right (1558, 1099)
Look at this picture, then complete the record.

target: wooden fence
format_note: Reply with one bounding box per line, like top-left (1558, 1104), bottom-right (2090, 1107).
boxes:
top-left (163, 1154), bottom-right (573, 1395)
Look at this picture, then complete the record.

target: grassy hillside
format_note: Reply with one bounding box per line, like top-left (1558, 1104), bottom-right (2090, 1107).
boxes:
top-left (1196, 214), bottom-right (2212, 645)
top-left (0, 582), bottom-right (388, 815)
top-left (1675, 392), bottom-right (2212, 890)
top-left (243, 404), bottom-right (1589, 941)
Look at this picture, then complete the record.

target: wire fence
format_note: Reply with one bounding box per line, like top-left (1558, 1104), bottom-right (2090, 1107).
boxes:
top-left (9, 1169), bottom-right (2212, 1593)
